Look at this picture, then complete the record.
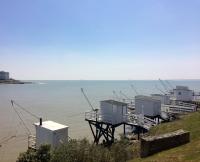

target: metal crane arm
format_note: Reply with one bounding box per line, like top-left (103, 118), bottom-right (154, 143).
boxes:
top-left (81, 88), bottom-right (96, 111)
top-left (131, 84), bottom-right (139, 95)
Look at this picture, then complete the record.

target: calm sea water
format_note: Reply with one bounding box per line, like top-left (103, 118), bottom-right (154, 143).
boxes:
top-left (0, 80), bottom-right (200, 161)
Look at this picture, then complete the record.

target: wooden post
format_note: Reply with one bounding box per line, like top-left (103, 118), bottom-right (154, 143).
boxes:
top-left (123, 124), bottom-right (126, 136)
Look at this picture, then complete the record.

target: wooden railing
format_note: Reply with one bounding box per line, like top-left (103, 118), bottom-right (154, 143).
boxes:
top-left (85, 110), bottom-right (157, 130)
top-left (124, 113), bottom-right (157, 130)
top-left (28, 135), bottom-right (36, 150)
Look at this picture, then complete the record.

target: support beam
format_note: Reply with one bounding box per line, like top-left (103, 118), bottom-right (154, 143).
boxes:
top-left (86, 116), bottom-right (150, 145)
top-left (87, 120), bottom-right (119, 145)
top-left (123, 124), bottom-right (126, 136)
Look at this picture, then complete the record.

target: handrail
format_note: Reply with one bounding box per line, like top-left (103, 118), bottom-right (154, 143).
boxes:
top-left (85, 111), bottom-right (157, 130)
top-left (28, 135), bottom-right (36, 149)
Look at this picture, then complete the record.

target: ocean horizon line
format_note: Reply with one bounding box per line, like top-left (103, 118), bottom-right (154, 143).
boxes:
top-left (21, 79), bottom-right (200, 81)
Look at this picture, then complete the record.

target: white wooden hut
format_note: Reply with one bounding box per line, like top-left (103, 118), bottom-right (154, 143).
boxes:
top-left (135, 95), bottom-right (161, 117)
top-left (172, 86), bottom-right (193, 101)
top-left (34, 120), bottom-right (68, 149)
top-left (151, 94), bottom-right (170, 105)
top-left (100, 100), bottom-right (128, 125)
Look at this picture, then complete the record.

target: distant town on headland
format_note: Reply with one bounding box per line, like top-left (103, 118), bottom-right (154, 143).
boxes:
top-left (0, 71), bottom-right (31, 84)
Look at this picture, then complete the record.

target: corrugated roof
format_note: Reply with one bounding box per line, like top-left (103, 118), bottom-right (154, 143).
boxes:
top-left (34, 120), bottom-right (68, 131)
top-left (135, 95), bottom-right (161, 102)
top-left (101, 100), bottom-right (127, 106)
top-left (174, 86), bottom-right (191, 91)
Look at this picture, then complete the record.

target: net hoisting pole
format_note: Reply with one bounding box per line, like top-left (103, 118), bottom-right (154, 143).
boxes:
top-left (81, 88), bottom-right (96, 112)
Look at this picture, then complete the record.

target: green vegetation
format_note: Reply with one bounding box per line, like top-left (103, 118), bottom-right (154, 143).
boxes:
top-left (17, 138), bottom-right (134, 162)
top-left (130, 111), bottom-right (200, 162)
top-left (17, 112), bottom-right (200, 162)
top-left (17, 145), bottom-right (51, 162)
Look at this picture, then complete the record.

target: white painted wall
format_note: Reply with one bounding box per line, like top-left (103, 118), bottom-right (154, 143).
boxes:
top-left (135, 96), bottom-right (161, 117)
top-left (53, 128), bottom-right (68, 147)
top-left (100, 100), bottom-right (127, 125)
top-left (173, 86), bottom-right (193, 101)
top-left (151, 94), bottom-right (170, 105)
top-left (35, 126), bottom-right (53, 149)
top-left (35, 121), bottom-right (68, 149)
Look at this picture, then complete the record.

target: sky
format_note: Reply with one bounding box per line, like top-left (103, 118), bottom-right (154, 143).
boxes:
top-left (0, 0), bottom-right (200, 80)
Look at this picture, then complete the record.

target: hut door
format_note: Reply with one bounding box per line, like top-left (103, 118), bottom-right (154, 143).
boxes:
top-left (113, 105), bottom-right (118, 124)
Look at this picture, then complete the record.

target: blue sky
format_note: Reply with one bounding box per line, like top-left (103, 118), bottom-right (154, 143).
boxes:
top-left (0, 0), bottom-right (200, 80)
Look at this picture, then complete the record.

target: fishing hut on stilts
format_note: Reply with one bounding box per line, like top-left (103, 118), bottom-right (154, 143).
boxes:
top-left (82, 89), bottom-right (157, 145)
top-left (85, 100), bottom-right (128, 145)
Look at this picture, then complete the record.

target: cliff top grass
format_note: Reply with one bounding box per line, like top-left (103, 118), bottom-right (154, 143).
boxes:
top-left (130, 111), bottom-right (200, 162)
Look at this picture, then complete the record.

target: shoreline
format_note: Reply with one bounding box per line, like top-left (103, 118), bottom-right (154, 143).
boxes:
top-left (0, 79), bottom-right (32, 84)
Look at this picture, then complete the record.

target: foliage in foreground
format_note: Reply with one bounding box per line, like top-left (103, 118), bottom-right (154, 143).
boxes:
top-left (17, 138), bottom-right (134, 162)
top-left (17, 145), bottom-right (51, 162)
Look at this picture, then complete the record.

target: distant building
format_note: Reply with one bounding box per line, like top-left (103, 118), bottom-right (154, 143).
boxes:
top-left (172, 86), bottom-right (193, 101)
top-left (0, 71), bottom-right (9, 80)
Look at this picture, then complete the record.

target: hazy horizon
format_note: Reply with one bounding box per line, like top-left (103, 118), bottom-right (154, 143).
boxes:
top-left (1, 0), bottom-right (200, 80)
top-left (16, 79), bottom-right (200, 81)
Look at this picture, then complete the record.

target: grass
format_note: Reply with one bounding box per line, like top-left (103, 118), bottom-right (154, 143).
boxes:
top-left (129, 111), bottom-right (200, 162)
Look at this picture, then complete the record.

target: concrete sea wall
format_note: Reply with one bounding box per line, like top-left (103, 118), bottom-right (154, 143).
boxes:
top-left (140, 129), bottom-right (190, 157)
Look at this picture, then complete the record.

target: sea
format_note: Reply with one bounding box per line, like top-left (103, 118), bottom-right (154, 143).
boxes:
top-left (0, 80), bottom-right (200, 162)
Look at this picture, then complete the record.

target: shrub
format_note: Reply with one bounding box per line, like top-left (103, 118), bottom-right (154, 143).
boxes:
top-left (17, 145), bottom-right (51, 162)
top-left (17, 138), bottom-right (134, 162)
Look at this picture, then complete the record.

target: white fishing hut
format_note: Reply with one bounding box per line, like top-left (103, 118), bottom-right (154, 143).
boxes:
top-left (34, 120), bottom-right (68, 149)
top-left (135, 95), bottom-right (161, 117)
top-left (172, 86), bottom-right (193, 101)
top-left (100, 100), bottom-right (128, 125)
top-left (151, 94), bottom-right (170, 105)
